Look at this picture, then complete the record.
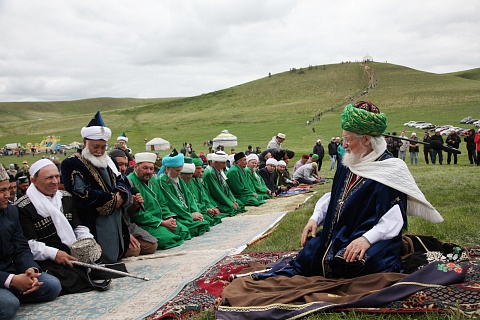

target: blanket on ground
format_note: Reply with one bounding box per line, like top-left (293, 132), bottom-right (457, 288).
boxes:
top-left (147, 248), bottom-right (480, 319)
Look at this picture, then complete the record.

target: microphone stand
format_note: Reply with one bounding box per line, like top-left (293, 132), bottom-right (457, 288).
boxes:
top-left (382, 133), bottom-right (461, 155)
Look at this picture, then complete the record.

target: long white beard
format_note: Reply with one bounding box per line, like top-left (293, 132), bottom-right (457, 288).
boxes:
top-left (82, 148), bottom-right (109, 168)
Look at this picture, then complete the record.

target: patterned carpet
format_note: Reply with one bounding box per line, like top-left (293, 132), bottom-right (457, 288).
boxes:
top-left (15, 209), bottom-right (291, 320)
top-left (147, 248), bottom-right (480, 319)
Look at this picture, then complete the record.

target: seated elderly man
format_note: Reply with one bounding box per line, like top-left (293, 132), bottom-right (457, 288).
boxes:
top-left (189, 156), bottom-right (226, 225)
top-left (0, 165), bottom-right (61, 319)
top-left (128, 152), bottom-right (190, 250)
top-left (219, 102), bottom-right (446, 318)
top-left (244, 154), bottom-right (272, 201)
top-left (180, 159), bottom-right (221, 227)
top-left (259, 158), bottom-right (278, 196)
top-left (158, 151), bottom-right (210, 237)
top-left (226, 152), bottom-right (264, 207)
top-left (292, 162), bottom-right (321, 185)
top-left (251, 101), bottom-right (444, 279)
top-left (203, 151), bottom-right (246, 216)
top-left (61, 112), bottom-right (130, 263)
top-left (16, 159), bottom-right (108, 294)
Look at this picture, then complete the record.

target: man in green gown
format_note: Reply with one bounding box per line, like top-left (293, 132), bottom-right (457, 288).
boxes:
top-left (127, 152), bottom-right (190, 250)
top-left (226, 152), bottom-right (264, 206)
top-left (180, 159), bottom-right (222, 227)
top-left (244, 154), bottom-right (273, 201)
top-left (158, 152), bottom-right (210, 237)
top-left (203, 151), bottom-right (246, 216)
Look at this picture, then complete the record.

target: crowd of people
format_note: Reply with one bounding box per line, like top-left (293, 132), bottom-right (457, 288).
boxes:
top-left (2, 103), bottom-right (478, 318)
top-left (384, 128), bottom-right (480, 165)
top-left (0, 114), bottom-right (325, 318)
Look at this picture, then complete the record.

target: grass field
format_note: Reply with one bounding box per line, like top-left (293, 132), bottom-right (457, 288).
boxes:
top-left (1, 62), bottom-right (479, 319)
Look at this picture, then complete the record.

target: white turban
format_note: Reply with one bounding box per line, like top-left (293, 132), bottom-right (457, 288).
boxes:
top-left (277, 160), bottom-right (287, 167)
top-left (212, 151), bottom-right (229, 162)
top-left (266, 158), bottom-right (278, 166)
top-left (135, 152), bottom-right (157, 164)
top-left (246, 154), bottom-right (259, 162)
top-left (30, 159), bottom-right (55, 177)
top-left (181, 163), bottom-right (195, 174)
top-left (81, 126), bottom-right (112, 141)
top-left (81, 112), bottom-right (111, 141)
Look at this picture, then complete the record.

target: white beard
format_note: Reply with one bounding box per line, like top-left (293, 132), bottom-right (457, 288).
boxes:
top-left (342, 151), bottom-right (367, 168)
top-left (82, 148), bottom-right (109, 168)
top-left (167, 173), bottom-right (179, 184)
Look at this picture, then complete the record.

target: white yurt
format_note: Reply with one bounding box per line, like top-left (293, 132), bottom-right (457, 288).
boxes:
top-left (212, 130), bottom-right (237, 149)
top-left (145, 137), bottom-right (171, 151)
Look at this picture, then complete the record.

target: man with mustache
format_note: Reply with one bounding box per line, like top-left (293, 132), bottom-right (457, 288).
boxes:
top-left (61, 112), bottom-right (130, 263)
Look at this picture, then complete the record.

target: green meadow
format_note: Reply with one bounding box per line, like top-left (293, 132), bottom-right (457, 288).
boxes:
top-left (1, 62), bottom-right (479, 319)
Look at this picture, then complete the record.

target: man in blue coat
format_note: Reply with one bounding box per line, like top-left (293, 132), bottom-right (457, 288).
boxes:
top-left (255, 101), bottom-right (444, 279)
top-left (0, 165), bottom-right (61, 320)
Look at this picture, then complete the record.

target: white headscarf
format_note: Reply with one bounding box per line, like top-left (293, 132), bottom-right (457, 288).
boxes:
top-left (26, 183), bottom-right (77, 247)
top-left (347, 138), bottom-right (443, 223)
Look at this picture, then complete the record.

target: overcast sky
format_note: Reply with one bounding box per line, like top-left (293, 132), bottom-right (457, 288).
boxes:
top-left (1, 0), bottom-right (479, 102)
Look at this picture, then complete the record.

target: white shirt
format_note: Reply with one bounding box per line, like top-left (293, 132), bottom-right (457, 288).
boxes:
top-left (309, 192), bottom-right (404, 245)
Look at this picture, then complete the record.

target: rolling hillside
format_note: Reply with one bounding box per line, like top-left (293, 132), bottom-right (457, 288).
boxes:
top-left (1, 62), bottom-right (479, 163)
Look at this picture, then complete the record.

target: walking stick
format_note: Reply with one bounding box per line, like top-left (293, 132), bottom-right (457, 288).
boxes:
top-left (71, 260), bottom-right (150, 281)
top-left (228, 268), bottom-right (271, 282)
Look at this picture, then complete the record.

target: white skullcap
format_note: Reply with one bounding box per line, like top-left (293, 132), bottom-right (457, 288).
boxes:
top-left (81, 126), bottom-right (112, 141)
top-left (135, 152), bottom-right (157, 164)
top-left (181, 163), bottom-right (195, 174)
top-left (266, 158), bottom-right (278, 166)
top-left (30, 159), bottom-right (55, 177)
top-left (277, 160), bottom-right (287, 167)
top-left (212, 151), bottom-right (229, 162)
top-left (246, 154), bottom-right (259, 162)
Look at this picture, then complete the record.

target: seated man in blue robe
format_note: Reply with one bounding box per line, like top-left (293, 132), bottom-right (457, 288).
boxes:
top-left (61, 112), bottom-right (131, 263)
top-left (255, 101), bottom-right (444, 279)
top-left (0, 165), bottom-right (62, 319)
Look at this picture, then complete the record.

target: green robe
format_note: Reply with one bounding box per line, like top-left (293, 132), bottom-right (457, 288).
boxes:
top-left (190, 177), bottom-right (227, 226)
top-left (245, 167), bottom-right (273, 201)
top-left (226, 164), bottom-right (264, 206)
top-left (158, 173), bottom-right (210, 237)
top-left (203, 167), bottom-right (246, 216)
top-left (127, 172), bottom-right (190, 250)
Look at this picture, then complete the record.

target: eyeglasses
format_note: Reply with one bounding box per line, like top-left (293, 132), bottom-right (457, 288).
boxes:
top-left (342, 135), bottom-right (362, 145)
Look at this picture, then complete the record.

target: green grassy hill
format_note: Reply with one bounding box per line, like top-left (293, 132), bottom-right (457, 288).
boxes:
top-left (1, 62), bottom-right (479, 164)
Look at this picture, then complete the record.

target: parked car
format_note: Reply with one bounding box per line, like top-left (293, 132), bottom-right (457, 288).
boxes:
top-left (404, 121), bottom-right (418, 127)
top-left (460, 116), bottom-right (473, 124)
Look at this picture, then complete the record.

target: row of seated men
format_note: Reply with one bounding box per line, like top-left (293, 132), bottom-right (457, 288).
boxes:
top-left (1, 149), bottom-right (301, 304)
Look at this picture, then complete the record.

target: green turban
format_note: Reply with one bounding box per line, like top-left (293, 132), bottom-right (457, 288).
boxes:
top-left (340, 103), bottom-right (387, 136)
top-left (192, 157), bottom-right (203, 167)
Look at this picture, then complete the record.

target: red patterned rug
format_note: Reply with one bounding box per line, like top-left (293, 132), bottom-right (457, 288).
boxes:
top-left (146, 249), bottom-right (480, 319)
